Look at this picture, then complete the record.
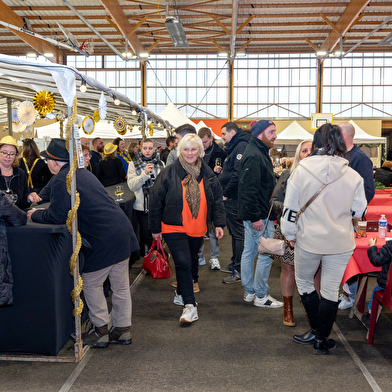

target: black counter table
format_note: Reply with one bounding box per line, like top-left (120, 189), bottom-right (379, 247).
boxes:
top-left (0, 183), bottom-right (135, 356)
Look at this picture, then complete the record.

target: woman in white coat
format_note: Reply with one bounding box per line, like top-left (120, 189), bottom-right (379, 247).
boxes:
top-left (281, 124), bottom-right (367, 355)
top-left (127, 138), bottom-right (164, 256)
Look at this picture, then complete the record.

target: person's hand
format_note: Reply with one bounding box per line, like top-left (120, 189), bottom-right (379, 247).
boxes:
top-left (28, 192), bottom-right (42, 203)
top-left (27, 209), bottom-right (36, 220)
top-left (215, 227), bottom-right (224, 239)
top-left (152, 232), bottom-right (162, 241)
top-left (368, 237), bottom-right (377, 247)
top-left (223, 196), bottom-right (227, 201)
top-left (214, 166), bottom-right (222, 174)
top-left (252, 220), bottom-right (263, 231)
top-left (144, 163), bottom-right (154, 175)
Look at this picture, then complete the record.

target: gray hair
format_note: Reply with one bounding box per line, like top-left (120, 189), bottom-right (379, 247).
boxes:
top-left (177, 133), bottom-right (204, 158)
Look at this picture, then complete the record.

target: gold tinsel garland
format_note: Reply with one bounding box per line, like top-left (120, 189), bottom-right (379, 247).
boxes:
top-left (65, 97), bottom-right (84, 317)
top-left (33, 90), bottom-right (56, 118)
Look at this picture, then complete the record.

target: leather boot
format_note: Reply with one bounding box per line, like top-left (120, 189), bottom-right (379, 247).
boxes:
top-left (313, 296), bottom-right (339, 355)
top-left (283, 296), bottom-right (295, 327)
top-left (293, 290), bottom-right (319, 345)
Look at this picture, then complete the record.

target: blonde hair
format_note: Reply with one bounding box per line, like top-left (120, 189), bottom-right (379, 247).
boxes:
top-left (382, 160), bottom-right (392, 170)
top-left (177, 133), bottom-right (204, 158)
top-left (291, 139), bottom-right (313, 173)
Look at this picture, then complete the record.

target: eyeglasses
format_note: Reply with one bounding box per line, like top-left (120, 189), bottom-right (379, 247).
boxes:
top-left (0, 151), bottom-right (16, 157)
top-left (83, 153), bottom-right (92, 158)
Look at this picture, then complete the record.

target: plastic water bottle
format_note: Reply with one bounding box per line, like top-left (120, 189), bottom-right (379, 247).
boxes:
top-left (378, 214), bottom-right (387, 238)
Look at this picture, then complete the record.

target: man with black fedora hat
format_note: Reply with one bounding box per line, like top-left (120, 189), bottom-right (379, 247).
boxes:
top-left (27, 138), bottom-right (139, 348)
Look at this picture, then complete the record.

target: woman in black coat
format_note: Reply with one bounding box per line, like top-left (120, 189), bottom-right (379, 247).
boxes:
top-left (375, 161), bottom-right (392, 187)
top-left (0, 193), bottom-right (27, 306)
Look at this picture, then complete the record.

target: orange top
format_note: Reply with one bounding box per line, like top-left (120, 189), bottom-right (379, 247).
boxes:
top-left (162, 178), bottom-right (207, 237)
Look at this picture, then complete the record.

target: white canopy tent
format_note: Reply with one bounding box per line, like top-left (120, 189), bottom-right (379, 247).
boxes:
top-left (350, 120), bottom-right (386, 144)
top-left (275, 121), bottom-right (314, 145)
top-left (159, 103), bottom-right (195, 129)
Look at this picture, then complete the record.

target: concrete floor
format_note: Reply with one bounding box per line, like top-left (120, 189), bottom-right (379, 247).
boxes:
top-left (1, 231), bottom-right (392, 392)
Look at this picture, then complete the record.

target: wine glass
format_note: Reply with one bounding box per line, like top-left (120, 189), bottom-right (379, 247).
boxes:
top-left (115, 185), bottom-right (124, 202)
top-left (215, 158), bottom-right (221, 167)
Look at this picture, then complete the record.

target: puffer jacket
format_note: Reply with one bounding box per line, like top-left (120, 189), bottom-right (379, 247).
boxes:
top-left (281, 155), bottom-right (367, 254)
top-left (367, 241), bottom-right (392, 289)
top-left (149, 159), bottom-right (226, 234)
top-left (0, 194), bottom-right (27, 306)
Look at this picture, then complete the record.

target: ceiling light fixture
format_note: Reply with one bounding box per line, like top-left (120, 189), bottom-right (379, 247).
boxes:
top-left (236, 51), bottom-right (246, 57)
top-left (139, 52), bottom-right (149, 58)
top-left (218, 52), bottom-right (228, 57)
top-left (114, 96), bottom-right (120, 106)
top-left (316, 50), bottom-right (328, 57)
top-left (26, 52), bottom-right (37, 58)
top-left (44, 52), bottom-right (54, 58)
top-left (165, 17), bottom-right (189, 48)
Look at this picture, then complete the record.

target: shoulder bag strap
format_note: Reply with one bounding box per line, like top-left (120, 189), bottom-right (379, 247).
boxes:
top-left (295, 183), bottom-right (327, 222)
top-left (261, 204), bottom-right (274, 237)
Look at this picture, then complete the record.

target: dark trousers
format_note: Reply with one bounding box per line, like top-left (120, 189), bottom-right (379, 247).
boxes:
top-left (224, 197), bottom-right (244, 273)
top-left (133, 209), bottom-right (152, 257)
top-left (163, 233), bottom-right (203, 306)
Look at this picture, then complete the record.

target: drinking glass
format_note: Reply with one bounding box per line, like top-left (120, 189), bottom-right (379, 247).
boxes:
top-left (215, 158), bottom-right (221, 167)
top-left (115, 185), bottom-right (124, 202)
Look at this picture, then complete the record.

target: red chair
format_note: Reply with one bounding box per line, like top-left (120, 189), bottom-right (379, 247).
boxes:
top-left (367, 264), bottom-right (392, 345)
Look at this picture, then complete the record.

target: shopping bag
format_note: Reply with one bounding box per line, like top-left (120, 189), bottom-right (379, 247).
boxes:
top-left (142, 238), bottom-right (173, 279)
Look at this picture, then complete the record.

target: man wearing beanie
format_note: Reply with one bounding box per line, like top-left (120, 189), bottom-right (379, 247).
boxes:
top-left (238, 120), bottom-right (283, 308)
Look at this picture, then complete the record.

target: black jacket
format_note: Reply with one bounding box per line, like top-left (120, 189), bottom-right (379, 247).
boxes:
top-left (368, 241), bottom-right (392, 289)
top-left (203, 141), bottom-right (226, 174)
top-left (159, 147), bottom-right (170, 164)
top-left (0, 166), bottom-right (31, 209)
top-left (375, 167), bottom-right (392, 188)
top-left (238, 136), bottom-right (276, 222)
top-left (18, 158), bottom-right (52, 194)
top-left (31, 164), bottom-right (139, 273)
top-left (96, 157), bottom-right (126, 187)
top-left (218, 130), bottom-right (250, 200)
top-left (149, 159), bottom-right (226, 234)
top-left (0, 194), bottom-right (27, 306)
top-left (269, 169), bottom-right (291, 222)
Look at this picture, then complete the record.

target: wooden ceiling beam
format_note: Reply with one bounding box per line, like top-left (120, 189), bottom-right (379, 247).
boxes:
top-left (320, 0), bottom-right (371, 52)
top-left (212, 15), bottom-right (231, 35)
top-left (99, 0), bottom-right (144, 54)
top-left (0, 1), bottom-right (60, 62)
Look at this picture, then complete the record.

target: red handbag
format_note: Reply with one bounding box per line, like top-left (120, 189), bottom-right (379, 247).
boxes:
top-left (142, 238), bottom-right (173, 279)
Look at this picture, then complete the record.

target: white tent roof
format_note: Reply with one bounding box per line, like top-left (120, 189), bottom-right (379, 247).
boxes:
top-left (275, 121), bottom-right (314, 144)
top-left (36, 116), bottom-right (168, 139)
top-left (196, 120), bottom-right (222, 139)
top-left (159, 103), bottom-right (195, 129)
top-left (350, 120), bottom-right (386, 144)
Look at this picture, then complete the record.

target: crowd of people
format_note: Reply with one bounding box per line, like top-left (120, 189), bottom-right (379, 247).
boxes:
top-left (0, 118), bottom-right (385, 355)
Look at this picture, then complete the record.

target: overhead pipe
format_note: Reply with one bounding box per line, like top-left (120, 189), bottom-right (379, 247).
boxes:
top-left (230, 0), bottom-right (239, 59)
top-left (62, 0), bottom-right (126, 60)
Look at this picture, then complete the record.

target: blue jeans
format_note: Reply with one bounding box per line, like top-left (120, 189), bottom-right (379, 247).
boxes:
top-left (368, 285), bottom-right (383, 311)
top-left (241, 219), bottom-right (275, 298)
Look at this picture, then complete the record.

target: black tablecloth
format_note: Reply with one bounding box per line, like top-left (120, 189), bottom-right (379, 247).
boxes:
top-left (0, 221), bottom-right (74, 355)
top-left (0, 184), bottom-right (135, 356)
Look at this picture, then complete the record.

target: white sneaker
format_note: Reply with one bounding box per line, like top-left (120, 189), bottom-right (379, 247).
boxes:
top-left (173, 291), bottom-right (184, 306)
top-left (180, 304), bottom-right (198, 323)
top-left (198, 257), bottom-right (206, 266)
top-left (243, 292), bottom-right (255, 302)
top-left (210, 258), bottom-right (221, 270)
top-left (338, 294), bottom-right (354, 310)
top-left (254, 294), bottom-right (283, 308)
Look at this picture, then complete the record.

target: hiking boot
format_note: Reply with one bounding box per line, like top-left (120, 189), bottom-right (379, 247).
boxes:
top-left (180, 304), bottom-right (198, 323)
top-left (109, 326), bottom-right (132, 345)
top-left (82, 325), bottom-right (109, 348)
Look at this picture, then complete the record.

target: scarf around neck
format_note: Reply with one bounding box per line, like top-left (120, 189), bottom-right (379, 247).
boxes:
top-left (133, 149), bottom-right (164, 190)
top-left (178, 155), bottom-right (202, 218)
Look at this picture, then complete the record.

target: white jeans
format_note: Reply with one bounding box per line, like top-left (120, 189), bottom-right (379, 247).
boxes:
top-left (82, 258), bottom-right (132, 328)
top-left (294, 245), bottom-right (353, 302)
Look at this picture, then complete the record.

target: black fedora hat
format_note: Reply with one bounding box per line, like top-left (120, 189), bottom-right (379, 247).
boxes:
top-left (41, 138), bottom-right (69, 162)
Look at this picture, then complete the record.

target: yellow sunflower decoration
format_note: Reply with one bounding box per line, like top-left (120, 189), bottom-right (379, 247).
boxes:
top-left (93, 109), bottom-right (100, 123)
top-left (114, 116), bottom-right (127, 135)
top-left (148, 122), bottom-right (154, 137)
top-left (33, 90), bottom-right (56, 118)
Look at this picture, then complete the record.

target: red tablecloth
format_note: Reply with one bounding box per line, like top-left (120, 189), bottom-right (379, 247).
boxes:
top-left (368, 193), bottom-right (392, 206)
top-left (375, 188), bottom-right (392, 195)
top-left (341, 232), bottom-right (389, 284)
top-left (365, 205), bottom-right (392, 222)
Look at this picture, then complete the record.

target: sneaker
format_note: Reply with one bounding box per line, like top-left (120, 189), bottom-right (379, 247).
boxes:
top-left (82, 325), bottom-right (109, 348)
top-left (171, 281), bottom-right (178, 288)
top-left (223, 270), bottom-right (241, 284)
top-left (243, 292), bottom-right (255, 302)
top-left (180, 304), bottom-right (198, 323)
top-left (361, 312), bottom-right (371, 329)
top-left (220, 264), bottom-right (234, 274)
top-left (210, 258), bottom-right (221, 270)
top-left (338, 294), bottom-right (354, 310)
top-left (109, 326), bottom-right (132, 345)
top-left (198, 257), bottom-right (206, 266)
top-left (174, 291), bottom-right (184, 306)
top-left (254, 294), bottom-right (283, 308)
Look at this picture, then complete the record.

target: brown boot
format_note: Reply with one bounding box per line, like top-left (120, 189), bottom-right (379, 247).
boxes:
top-left (283, 296), bottom-right (296, 327)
